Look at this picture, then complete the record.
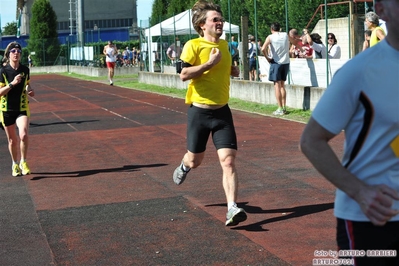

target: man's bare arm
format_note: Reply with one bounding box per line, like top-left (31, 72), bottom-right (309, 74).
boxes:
top-left (300, 117), bottom-right (399, 226)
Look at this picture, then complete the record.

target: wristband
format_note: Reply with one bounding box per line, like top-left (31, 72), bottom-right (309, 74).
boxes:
top-left (8, 83), bottom-right (13, 89)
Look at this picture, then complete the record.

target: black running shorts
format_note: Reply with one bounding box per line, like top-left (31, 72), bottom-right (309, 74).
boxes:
top-left (187, 104), bottom-right (237, 153)
top-left (1, 111), bottom-right (28, 126)
top-left (336, 218), bottom-right (399, 266)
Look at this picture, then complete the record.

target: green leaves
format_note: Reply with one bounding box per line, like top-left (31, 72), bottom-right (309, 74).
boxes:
top-left (27, 0), bottom-right (60, 66)
top-left (2, 22), bottom-right (18, 36)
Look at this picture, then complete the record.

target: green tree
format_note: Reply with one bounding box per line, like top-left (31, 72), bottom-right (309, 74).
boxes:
top-left (2, 22), bottom-right (18, 36)
top-left (27, 0), bottom-right (60, 66)
top-left (148, 0), bottom-right (366, 42)
top-left (166, 0), bottom-right (194, 16)
top-left (219, 0), bottom-right (248, 35)
top-left (150, 0), bottom-right (170, 26)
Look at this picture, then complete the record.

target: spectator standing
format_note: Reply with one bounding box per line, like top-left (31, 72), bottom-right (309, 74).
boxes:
top-left (248, 35), bottom-right (259, 81)
top-left (0, 42), bottom-right (35, 177)
top-left (123, 47), bottom-right (130, 66)
top-left (289, 29), bottom-right (303, 58)
top-left (136, 49), bottom-right (141, 69)
top-left (362, 30), bottom-right (372, 51)
top-left (166, 37), bottom-right (181, 66)
top-left (299, 34), bottom-right (313, 59)
top-left (131, 47), bottom-right (136, 66)
top-left (327, 33), bottom-right (341, 59)
top-left (103, 41), bottom-right (117, 85)
top-left (172, 0), bottom-right (246, 227)
top-left (300, 0), bottom-right (399, 265)
top-left (28, 55), bottom-right (33, 68)
top-left (365, 11), bottom-right (386, 47)
top-left (303, 29), bottom-right (327, 59)
top-left (128, 48), bottom-right (133, 66)
top-left (261, 23), bottom-right (300, 115)
top-left (229, 35), bottom-right (239, 66)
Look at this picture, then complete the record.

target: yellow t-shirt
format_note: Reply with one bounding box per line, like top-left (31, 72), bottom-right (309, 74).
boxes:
top-left (180, 38), bottom-right (231, 105)
top-left (370, 26), bottom-right (385, 47)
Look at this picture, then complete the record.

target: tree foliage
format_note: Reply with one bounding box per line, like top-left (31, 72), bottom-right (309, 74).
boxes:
top-left (150, 0), bottom-right (196, 25)
top-left (148, 0), bottom-right (366, 41)
top-left (2, 22), bottom-right (18, 36)
top-left (27, 0), bottom-right (60, 66)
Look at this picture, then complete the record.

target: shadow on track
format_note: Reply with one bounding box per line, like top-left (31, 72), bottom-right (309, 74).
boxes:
top-left (205, 202), bottom-right (334, 232)
top-left (30, 163), bottom-right (168, 180)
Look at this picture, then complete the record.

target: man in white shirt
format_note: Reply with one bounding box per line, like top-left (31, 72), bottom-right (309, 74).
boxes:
top-left (103, 41), bottom-right (117, 85)
top-left (261, 22), bottom-right (301, 115)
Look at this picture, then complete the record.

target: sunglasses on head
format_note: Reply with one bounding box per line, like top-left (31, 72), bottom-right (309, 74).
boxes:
top-left (211, 17), bottom-right (225, 23)
top-left (10, 49), bottom-right (22, 54)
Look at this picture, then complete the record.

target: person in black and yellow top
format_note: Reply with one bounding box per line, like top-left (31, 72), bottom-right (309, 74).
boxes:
top-left (0, 42), bottom-right (35, 176)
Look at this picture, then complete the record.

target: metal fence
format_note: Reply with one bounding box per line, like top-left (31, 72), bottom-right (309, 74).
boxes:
top-left (138, 1), bottom-right (374, 86)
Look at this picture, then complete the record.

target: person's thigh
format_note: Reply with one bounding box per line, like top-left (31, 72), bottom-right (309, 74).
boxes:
top-left (212, 105), bottom-right (237, 150)
top-left (2, 112), bottom-right (19, 142)
top-left (217, 148), bottom-right (236, 160)
top-left (268, 63), bottom-right (279, 81)
top-left (2, 111), bottom-right (18, 127)
top-left (187, 105), bottom-right (211, 153)
top-left (16, 112), bottom-right (29, 136)
top-left (277, 63), bottom-right (289, 81)
top-left (106, 62), bottom-right (115, 69)
top-left (249, 59), bottom-right (256, 71)
top-left (273, 64), bottom-right (286, 81)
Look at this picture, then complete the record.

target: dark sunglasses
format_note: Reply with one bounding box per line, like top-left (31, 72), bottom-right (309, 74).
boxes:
top-left (10, 49), bottom-right (22, 54)
top-left (211, 17), bottom-right (225, 23)
top-left (328, 37), bottom-right (334, 39)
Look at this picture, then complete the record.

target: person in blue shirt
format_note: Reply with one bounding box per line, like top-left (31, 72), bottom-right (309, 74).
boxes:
top-left (229, 35), bottom-right (239, 66)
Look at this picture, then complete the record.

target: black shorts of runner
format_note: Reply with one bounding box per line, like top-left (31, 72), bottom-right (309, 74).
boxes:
top-left (187, 104), bottom-right (237, 153)
top-left (337, 218), bottom-right (399, 266)
top-left (268, 63), bottom-right (289, 82)
top-left (1, 111), bottom-right (28, 127)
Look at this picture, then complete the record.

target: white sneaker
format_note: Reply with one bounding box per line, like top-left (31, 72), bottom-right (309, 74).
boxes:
top-left (225, 206), bottom-right (247, 226)
top-left (273, 109), bottom-right (284, 115)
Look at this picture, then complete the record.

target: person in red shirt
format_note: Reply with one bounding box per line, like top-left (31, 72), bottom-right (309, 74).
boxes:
top-left (298, 34), bottom-right (313, 59)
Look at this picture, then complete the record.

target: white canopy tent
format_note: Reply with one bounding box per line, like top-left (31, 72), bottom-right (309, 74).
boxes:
top-left (143, 10), bottom-right (240, 72)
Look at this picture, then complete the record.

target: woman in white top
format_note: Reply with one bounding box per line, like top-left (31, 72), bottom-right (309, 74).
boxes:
top-left (303, 29), bottom-right (327, 59)
top-left (327, 33), bottom-right (341, 59)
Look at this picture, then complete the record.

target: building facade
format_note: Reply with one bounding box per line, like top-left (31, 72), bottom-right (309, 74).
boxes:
top-left (18, 0), bottom-right (138, 38)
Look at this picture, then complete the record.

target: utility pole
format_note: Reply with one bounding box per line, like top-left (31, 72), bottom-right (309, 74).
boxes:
top-left (77, 0), bottom-right (85, 63)
top-left (241, 16), bottom-right (249, 81)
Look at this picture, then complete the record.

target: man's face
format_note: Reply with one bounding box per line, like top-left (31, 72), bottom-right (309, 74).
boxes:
top-left (202, 10), bottom-right (224, 39)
